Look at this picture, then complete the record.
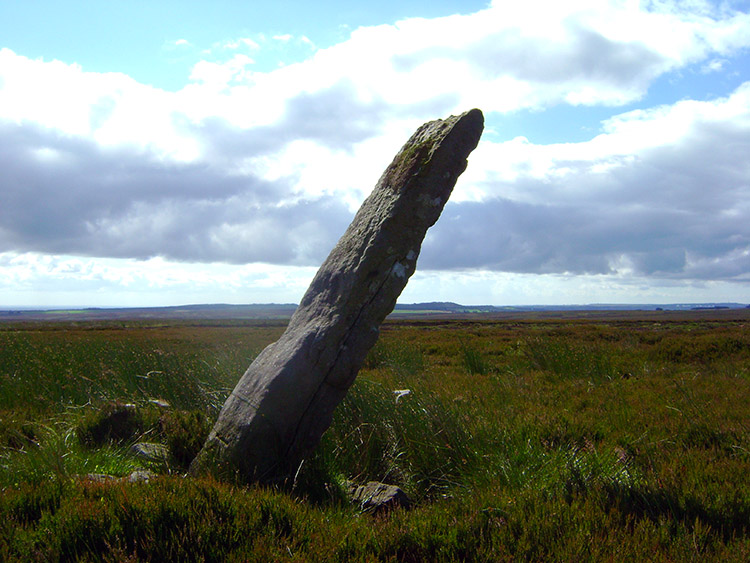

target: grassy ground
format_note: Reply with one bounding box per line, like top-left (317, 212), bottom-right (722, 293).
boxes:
top-left (1, 313), bottom-right (749, 561)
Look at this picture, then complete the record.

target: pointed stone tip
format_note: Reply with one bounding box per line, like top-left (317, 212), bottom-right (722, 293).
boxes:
top-left (448, 108), bottom-right (484, 137)
top-left (448, 108), bottom-right (484, 151)
top-left (454, 108), bottom-right (483, 127)
top-left (463, 108), bottom-right (484, 121)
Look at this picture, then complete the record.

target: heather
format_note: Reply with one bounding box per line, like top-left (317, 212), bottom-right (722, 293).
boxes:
top-left (1, 312), bottom-right (749, 561)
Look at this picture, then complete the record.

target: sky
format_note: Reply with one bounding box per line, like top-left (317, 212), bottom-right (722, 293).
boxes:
top-left (1, 0), bottom-right (750, 308)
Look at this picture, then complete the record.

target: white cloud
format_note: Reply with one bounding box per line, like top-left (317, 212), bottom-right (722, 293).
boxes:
top-left (189, 54), bottom-right (256, 86)
top-left (162, 38), bottom-right (193, 52)
top-left (3, 1), bottom-right (747, 159)
top-left (701, 57), bottom-right (727, 73)
top-left (420, 81), bottom-right (750, 280)
top-left (0, 48), bottom-right (202, 160)
top-left (220, 38), bottom-right (261, 51)
top-left (400, 268), bottom-right (750, 306)
top-left (284, 0), bottom-right (750, 114)
top-left (0, 252), bottom-right (318, 307)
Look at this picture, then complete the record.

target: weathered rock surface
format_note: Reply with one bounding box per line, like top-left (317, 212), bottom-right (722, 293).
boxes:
top-left (349, 481), bottom-right (411, 513)
top-left (81, 473), bottom-right (116, 484)
top-left (190, 109), bottom-right (484, 484)
top-left (127, 469), bottom-right (158, 483)
top-left (79, 470), bottom-right (157, 483)
top-left (130, 442), bottom-right (170, 464)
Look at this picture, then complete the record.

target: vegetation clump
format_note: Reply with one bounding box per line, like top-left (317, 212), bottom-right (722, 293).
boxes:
top-left (160, 409), bottom-right (212, 469)
top-left (76, 401), bottom-right (142, 447)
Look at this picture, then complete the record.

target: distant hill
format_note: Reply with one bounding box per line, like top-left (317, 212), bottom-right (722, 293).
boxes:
top-left (0, 303), bottom-right (298, 322)
top-left (1, 301), bottom-right (748, 322)
top-left (393, 302), bottom-right (749, 314)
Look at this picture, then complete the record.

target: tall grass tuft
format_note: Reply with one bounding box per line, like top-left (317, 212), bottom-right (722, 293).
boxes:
top-left (362, 339), bottom-right (425, 377)
top-left (523, 337), bottom-right (619, 382)
top-left (460, 340), bottom-right (491, 375)
top-left (316, 378), bottom-right (477, 501)
top-left (0, 330), bottom-right (245, 415)
top-left (0, 421), bottom-right (141, 488)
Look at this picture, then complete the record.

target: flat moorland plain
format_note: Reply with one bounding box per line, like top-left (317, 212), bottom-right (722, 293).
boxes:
top-left (1, 310), bottom-right (749, 561)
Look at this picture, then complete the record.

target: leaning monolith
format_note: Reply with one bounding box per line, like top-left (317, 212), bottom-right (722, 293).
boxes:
top-left (190, 109), bottom-right (484, 483)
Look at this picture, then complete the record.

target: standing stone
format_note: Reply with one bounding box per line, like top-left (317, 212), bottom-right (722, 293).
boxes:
top-left (190, 109), bottom-right (484, 484)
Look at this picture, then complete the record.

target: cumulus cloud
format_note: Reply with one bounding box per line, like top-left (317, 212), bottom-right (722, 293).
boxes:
top-left (701, 58), bottom-right (727, 73)
top-left (0, 120), bottom-right (351, 265)
top-left (220, 38), bottom-right (261, 51)
top-left (283, 0), bottom-right (750, 114)
top-left (420, 83), bottom-right (750, 281)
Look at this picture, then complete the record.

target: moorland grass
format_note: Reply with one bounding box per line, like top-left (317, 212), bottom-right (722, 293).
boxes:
top-left (1, 314), bottom-right (750, 560)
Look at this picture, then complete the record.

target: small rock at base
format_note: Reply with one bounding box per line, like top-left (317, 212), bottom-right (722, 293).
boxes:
top-left (128, 469), bottom-right (157, 482)
top-left (130, 442), bottom-right (170, 463)
top-left (349, 481), bottom-right (411, 513)
top-left (81, 473), bottom-right (116, 483)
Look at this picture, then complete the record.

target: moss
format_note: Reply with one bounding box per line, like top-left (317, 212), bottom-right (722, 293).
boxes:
top-left (394, 138), bottom-right (434, 180)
